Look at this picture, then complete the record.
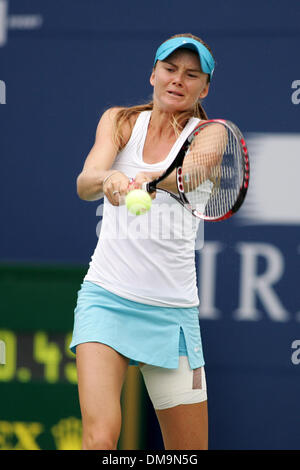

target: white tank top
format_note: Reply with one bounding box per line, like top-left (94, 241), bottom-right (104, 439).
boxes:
top-left (84, 111), bottom-right (203, 307)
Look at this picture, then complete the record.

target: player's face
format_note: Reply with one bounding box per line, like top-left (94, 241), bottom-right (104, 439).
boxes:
top-left (150, 49), bottom-right (209, 113)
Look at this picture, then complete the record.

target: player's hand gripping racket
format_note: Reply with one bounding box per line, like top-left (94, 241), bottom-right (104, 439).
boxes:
top-left (142, 119), bottom-right (250, 221)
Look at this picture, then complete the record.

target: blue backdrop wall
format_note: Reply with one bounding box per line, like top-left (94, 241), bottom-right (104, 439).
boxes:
top-left (0, 0), bottom-right (299, 450)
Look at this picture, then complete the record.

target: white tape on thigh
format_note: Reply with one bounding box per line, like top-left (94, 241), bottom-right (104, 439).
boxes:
top-left (140, 356), bottom-right (207, 410)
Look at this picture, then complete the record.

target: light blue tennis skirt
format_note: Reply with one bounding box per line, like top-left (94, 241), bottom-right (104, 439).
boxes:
top-left (69, 281), bottom-right (205, 369)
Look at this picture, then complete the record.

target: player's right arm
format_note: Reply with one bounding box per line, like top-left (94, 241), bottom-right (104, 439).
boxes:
top-left (76, 107), bottom-right (131, 202)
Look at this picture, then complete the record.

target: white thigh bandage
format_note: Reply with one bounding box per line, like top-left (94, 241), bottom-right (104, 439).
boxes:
top-left (140, 356), bottom-right (207, 410)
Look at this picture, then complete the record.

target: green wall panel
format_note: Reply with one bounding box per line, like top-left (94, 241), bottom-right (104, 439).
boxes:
top-left (0, 264), bottom-right (146, 450)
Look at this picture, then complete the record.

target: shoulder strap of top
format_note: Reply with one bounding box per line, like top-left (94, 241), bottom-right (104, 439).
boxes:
top-left (123, 110), bottom-right (151, 150)
top-left (182, 116), bottom-right (201, 137)
top-left (164, 116), bottom-right (201, 164)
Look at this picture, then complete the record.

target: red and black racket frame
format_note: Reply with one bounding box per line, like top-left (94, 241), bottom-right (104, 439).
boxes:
top-left (144, 119), bottom-right (250, 222)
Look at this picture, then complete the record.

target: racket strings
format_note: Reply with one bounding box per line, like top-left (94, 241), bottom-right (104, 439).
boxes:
top-left (182, 123), bottom-right (244, 218)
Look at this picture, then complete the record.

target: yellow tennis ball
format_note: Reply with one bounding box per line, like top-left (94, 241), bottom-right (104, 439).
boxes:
top-left (125, 189), bottom-right (152, 216)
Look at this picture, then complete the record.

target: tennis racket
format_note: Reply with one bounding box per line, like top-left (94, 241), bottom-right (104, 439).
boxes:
top-left (142, 119), bottom-right (249, 221)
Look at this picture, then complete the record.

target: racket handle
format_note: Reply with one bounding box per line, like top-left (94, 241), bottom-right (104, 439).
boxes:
top-left (142, 182), bottom-right (149, 192)
top-left (142, 181), bottom-right (156, 193)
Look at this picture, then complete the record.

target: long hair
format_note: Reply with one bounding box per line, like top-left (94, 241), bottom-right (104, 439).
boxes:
top-left (112, 33), bottom-right (214, 151)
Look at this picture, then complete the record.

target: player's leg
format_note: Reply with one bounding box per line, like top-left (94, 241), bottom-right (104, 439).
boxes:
top-left (76, 342), bottom-right (129, 450)
top-left (140, 357), bottom-right (208, 450)
top-left (155, 401), bottom-right (208, 450)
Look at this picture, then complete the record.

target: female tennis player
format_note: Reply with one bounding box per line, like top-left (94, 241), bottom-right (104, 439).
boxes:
top-left (70, 33), bottom-right (215, 450)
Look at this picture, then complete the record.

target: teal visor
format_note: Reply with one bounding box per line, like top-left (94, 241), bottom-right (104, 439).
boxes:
top-left (154, 37), bottom-right (215, 80)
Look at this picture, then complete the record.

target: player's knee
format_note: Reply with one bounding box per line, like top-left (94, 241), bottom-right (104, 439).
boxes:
top-left (82, 428), bottom-right (119, 450)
